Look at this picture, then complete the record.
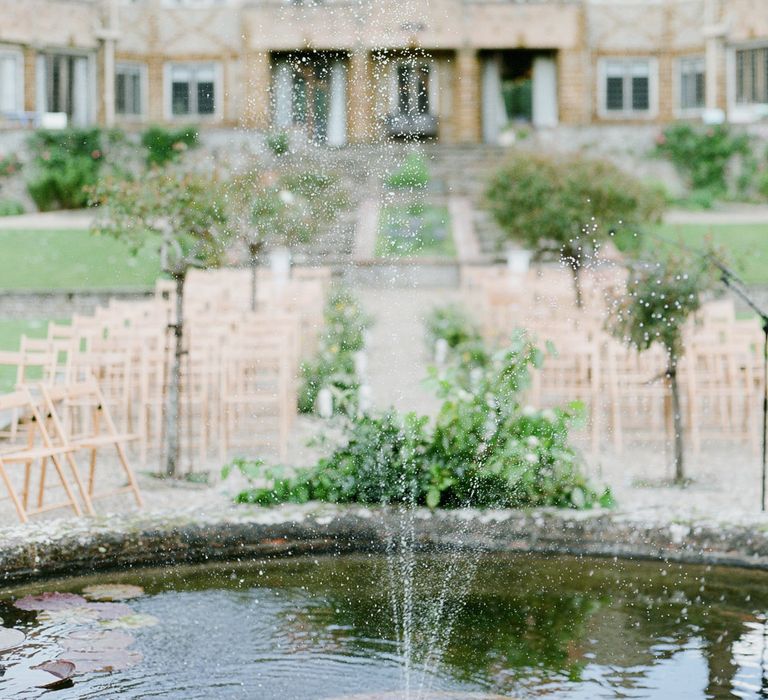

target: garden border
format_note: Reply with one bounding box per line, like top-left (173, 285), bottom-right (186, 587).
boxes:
top-left (2, 505), bottom-right (768, 587)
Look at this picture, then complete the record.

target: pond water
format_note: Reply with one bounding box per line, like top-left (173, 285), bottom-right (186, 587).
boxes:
top-left (1, 552), bottom-right (768, 699)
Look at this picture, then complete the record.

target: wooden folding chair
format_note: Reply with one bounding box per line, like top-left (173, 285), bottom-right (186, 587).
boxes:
top-left (40, 379), bottom-right (143, 510)
top-left (0, 388), bottom-right (90, 523)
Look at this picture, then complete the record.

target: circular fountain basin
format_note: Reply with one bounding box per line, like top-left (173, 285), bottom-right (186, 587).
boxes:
top-left (1, 552), bottom-right (767, 699)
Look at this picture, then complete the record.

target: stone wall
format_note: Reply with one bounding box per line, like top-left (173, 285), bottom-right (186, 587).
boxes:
top-left (0, 290), bottom-right (153, 322)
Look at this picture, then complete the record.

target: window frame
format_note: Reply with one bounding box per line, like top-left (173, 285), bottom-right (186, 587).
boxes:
top-left (0, 46), bottom-right (24, 116)
top-left (163, 62), bottom-right (222, 121)
top-left (389, 58), bottom-right (438, 117)
top-left (36, 49), bottom-right (97, 127)
top-left (115, 61), bottom-right (147, 120)
top-left (676, 55), bottom-right (706, 115)
top-left (727, 42), bottom-right (768, 124)
top-left (597, 57), bottom-right (658, 120)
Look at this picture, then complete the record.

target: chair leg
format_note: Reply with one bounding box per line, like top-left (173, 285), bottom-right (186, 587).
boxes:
top-left (115, 442), bottom-right (144, 508)
top-left (64, 452), bottom-right (96, 516)
top-left (0, 461), bottom-right (28, 523)
top-left (22, 459), bottom-right (31, 510)
top-left (49, 454), bottom-right (83, 517)
top-left (37, 457), bottom-right (47, 510)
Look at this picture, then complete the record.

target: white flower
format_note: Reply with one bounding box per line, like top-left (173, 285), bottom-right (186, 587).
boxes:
top-left (541, 408), bottom-right (557, 423)
top-left (524, 452), bottom-right (538, 464)
top-left (522, 405), bottom-right (537, 417)
top-left (526, 435), bottom-right (540, 448)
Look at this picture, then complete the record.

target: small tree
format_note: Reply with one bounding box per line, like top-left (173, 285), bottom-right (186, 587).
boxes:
top-left (90, 167), bottom-right (229, 477)
top-left (228, 168), bottom-right (348, 310)
top-left (485, 152), bottom-right (664, 307)
top-left (608, 251), bottom-right (717, 483)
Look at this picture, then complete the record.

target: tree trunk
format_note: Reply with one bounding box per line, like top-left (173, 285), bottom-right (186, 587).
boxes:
top-left (164, 272), bottom-right (186, 478)
top-left (569, 263), bottom-right (583, 309)
top-left (667, 354), bottom-right (685, 484)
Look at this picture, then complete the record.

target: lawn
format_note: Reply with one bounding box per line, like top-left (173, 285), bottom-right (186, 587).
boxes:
top-left (649, 223), bottom-right (768, 285)
top-left (0, 318), bottom-right (55, 392)
top-left (0, 229), bottom-right (161, 290)
top-left (375, 204), bottom-right (455, 258)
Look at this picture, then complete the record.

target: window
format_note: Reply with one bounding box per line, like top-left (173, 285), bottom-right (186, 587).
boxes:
top-left (735, 47), bottom-right (768, 104)
top-left (168, 63), bottom-right (217, 117)
top-left (115, 63), bottom-right (143, 116)
top-left (679, 56), bottom-right (705, 110)
top-left (601, 59), bottom-right (654, 117)
top-left (396, 62), bottom-right (431, 115)
top-left (40, 53), bottom-right (93, 126)
top-left (0, 50), bottom-right (22, 114)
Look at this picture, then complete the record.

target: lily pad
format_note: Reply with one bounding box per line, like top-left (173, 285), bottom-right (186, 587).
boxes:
top-left (59, 649), bottom-right (143, 674)
top-left (14, 592), bottom-right (86, 612)
top-left (82, 584), bottom-right (144, 602)
top-left (38, 606), bottom-right (101, 624)
top-left (83, 603), bottom-right (134, 620)
top-left (62, 629), bottom-right (135, 652)
top-left (32, 660), bottom-right (75, 689)
top-left (99, 613), bottom-right (159, 630)
top-left (0, 627), bottom-right (25, 653)
top-left (39, 602), bottom-right (134, 624)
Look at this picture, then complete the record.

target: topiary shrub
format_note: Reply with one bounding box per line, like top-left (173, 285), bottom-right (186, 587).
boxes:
top-left (26, 129), bottom-right (105, 210)
top-left (141, 125), bottom-right (198, 167)
top-left (486, 151), bottom-right (664, 306)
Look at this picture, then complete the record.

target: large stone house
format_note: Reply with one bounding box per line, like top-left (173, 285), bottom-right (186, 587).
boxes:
top-left (0, 0), bottom-right (766, 144)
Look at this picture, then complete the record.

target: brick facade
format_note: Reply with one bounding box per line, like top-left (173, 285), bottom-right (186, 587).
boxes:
top-left (0, 0), bottom-right (766, 142)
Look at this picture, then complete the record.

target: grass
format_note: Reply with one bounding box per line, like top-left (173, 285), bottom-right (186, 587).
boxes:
top-left (0, 318), bottom-right (55, 392)
top-left (0, 229), bottom-right (161, 290)
top-left (648, 223), bottom-right (768, 285)
top-left (375, 204), bottom-right (455, 259)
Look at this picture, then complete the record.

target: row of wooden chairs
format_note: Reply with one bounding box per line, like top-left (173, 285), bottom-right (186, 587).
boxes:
top-left (1, 267), bottom-right (330, 477)
top-left (0, 379), bottom-right (142, 523)
top-left (462, 265), bottom-right (765, 455)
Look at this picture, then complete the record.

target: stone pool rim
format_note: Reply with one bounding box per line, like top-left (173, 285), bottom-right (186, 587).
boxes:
top-left (2, 503), bottom-right (768, 587)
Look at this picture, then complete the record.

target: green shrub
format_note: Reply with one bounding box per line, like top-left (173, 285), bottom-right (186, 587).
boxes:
top-left (0, 199), bottom-right (24, 216)
top-left (141, 125), bottom-right (198, 167)
top-left (266, 131), bottom-right (289, 156)
top-left (424, 303), bottom-right (490, 373)
top-left (386, 152), bottom-right (429, 189)
top-left (425, 303), bottom-right (481, 351)
top-left (298, 287), bottom-right (373, 416)
top-left (656, 124), bottom-right (751, 199)
top-left (226, 332), bottom-right (610, 510)
top-left (26, 129), bottom-right (105, 210)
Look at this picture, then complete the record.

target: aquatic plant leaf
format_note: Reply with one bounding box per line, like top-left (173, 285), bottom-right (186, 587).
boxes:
top-left (0, 627), bottom-right (25, 653)
top-left (99, 613), bottom-right (159, 629)
top-left (14, 592), bottom-right (86, 612)
top-left (83, 603), bottom-right (134, 620)
top-left (82, 584), bottom-right (144, 602)
top-left (33, 660), bottom-right (75, 679)
top-left (58, 648), bottom-right (143, 674)
top-left (61, 629), bottom-right (135, 652)
top-left (38, 606), bottom-right (101, 624)
top-left (39, 602), bottom-right (134, 624)
top-left (32, 660), bottom-right (75, 689)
